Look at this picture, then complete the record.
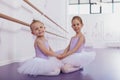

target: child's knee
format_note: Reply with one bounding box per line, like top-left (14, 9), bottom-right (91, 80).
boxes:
top-left (50, 68), bottom-right (60, 75)
top-left (61, 64), bottom-right (72, 73)
top-left (54, 68), bottom-right (61, 75)
top-left (61, 67), bottom-right (70, 73)
top-left (61, 64), bottom-right (80, 73)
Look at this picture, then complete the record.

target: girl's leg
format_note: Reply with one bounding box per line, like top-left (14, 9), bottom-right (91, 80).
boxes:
top-left (61, 64), bottom-right (80, 73)
top-left (45, 68), bottom-right (60, 76)
top-left (28, 68), bottom-right (60, 76)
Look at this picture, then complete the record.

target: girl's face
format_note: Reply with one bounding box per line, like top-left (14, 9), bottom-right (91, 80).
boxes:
top-left (31, 22), bottom-right (45, 37)
top-left (72, 19), bottom-right (83, 33)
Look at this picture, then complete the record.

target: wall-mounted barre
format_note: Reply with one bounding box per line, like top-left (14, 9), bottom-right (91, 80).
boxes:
top-left (0, 13), bottom-right (30, 26)
top-left (23, 0), bottom-right (68, 33)
top-left (0, 13), bottom-right (67, 39)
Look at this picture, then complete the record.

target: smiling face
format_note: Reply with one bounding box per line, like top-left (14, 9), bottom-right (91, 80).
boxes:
top-left (72, 18), bottom-right (83, 33)
top-left (30, 22), bottom-right (45, 37)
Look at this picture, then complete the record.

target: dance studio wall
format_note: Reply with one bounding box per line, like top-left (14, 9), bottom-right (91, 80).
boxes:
top-left (68, 14), bottom-right (120, 48)
top-left (0, 0), bottom-right (68, 66)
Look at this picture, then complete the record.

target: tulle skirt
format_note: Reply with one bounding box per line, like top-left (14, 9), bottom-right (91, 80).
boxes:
top-left (18, 57), bottom-right (62, 75)
top-left (61, 50), bottom-right (96, 67)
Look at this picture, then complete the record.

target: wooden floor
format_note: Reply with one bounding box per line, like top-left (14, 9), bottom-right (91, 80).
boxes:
top-left (0, 48), bottom-right (120, 80)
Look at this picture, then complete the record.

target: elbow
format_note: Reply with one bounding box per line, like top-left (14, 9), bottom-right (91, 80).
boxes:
top-left (45, 51), bottom-right (54, 56)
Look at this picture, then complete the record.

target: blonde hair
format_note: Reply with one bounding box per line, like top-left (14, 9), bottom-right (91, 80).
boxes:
top-left (72, 16), bottom-right (83, 25)
top-left (30, 20), bottom-right (44, 30)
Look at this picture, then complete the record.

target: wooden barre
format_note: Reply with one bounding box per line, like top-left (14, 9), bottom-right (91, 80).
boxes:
top-left (23, 0), bottom-right (68, 33)
top-left (46, 31), bottom-right (67, 39)
top-left (1, 13), bottom-right (30, 26)
top-left (0, 13), bottom-right (67, 39)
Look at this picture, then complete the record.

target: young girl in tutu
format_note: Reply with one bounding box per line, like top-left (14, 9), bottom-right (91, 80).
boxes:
top-left (18, 20), bottom-right (62, 76)
top-left (58, 16), bottom-right (96, 73)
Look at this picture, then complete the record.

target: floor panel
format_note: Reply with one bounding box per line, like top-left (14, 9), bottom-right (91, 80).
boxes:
top-left (0, 48), bottom-right (120, 80)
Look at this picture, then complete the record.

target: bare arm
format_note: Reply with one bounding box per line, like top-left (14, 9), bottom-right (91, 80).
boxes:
top-left (63, 35), bottom-right (85, 57)
top-left (49, 47), bottom-right (56, 53)
top-left (62, 44), bottom-right (70, 55)
top-left (37, 40), bottom-right (57, 57)
top-left (57, 39), bottom-right (71, 59)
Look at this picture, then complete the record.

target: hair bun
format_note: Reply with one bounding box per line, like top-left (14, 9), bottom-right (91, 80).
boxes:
top-left (31, 19), bottom-right (44, 25)
top-left (33, 19), bottom-right (38, 22)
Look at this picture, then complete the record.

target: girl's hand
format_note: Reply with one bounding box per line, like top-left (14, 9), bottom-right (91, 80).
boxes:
top-left (57, 54), bottom-right (64, 60)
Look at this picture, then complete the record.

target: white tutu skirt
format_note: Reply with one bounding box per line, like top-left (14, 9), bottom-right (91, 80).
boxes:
top-left (18, 57), bottom-right (62, 75)
top-left (61, 50), bottom-right (96, 67)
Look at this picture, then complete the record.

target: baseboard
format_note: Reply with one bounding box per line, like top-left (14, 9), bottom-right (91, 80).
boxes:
top-left (0, 56), bottom-right (33, 66)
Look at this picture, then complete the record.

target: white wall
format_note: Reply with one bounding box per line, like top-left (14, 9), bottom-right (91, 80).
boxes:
top-left (0, 0), bottom-right (68, 66)
top-left (68, 14), bottom-right (120, 48)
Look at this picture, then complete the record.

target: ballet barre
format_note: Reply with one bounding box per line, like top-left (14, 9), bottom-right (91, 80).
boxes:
top-left (0, 13), bottom-right (67, 39)
top-left (23, 0), bottom-right (68, 33)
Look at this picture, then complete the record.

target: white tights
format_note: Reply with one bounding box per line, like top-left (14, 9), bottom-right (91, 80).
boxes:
top-left (45, 68), bottom-right (60, 76)
top-left (61, 64), bottom-right (80, 73)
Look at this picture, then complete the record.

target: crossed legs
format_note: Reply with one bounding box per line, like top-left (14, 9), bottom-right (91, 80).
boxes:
top-left (61, 64), bottom-right (81, 73)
